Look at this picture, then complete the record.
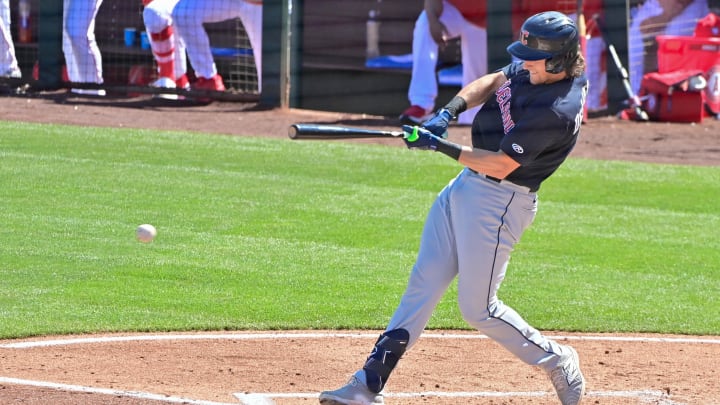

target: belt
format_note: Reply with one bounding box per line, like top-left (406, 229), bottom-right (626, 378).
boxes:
top-left (467, 168), bottom-right (534, 193)
top-left (468, 168), bottom-right (501, 182)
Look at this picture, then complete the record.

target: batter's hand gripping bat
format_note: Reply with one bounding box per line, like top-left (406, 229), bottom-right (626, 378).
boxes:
top-left (288, 123), bottom-right (418, 141)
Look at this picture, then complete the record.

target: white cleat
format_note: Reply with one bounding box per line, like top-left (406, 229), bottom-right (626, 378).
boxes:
top-left (547, 345), bottom-right (586, 405)
top-left (151, 77), bottom-right (180, 100)
top-left (319, 375), bottom-right (383, 405)
top-left (1, 67), bottom-right (22, 78)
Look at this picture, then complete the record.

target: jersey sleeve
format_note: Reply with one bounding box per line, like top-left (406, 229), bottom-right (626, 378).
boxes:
top-left (501, 62), bottom-right (524, 78)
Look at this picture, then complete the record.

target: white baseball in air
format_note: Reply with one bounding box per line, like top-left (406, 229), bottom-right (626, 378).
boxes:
top-left (136, 224), bottom-right (157, 243)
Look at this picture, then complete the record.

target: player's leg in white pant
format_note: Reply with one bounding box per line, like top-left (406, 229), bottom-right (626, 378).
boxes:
top-left (407, 10), bottom-right (440, 114)
top-left (438, 2), bottom-right (486, 125)
top-left (456, 23), bottom-right (486, 124)
top-left (62, 0), bottom-right (104, 84)
top-left (172, 0), bottom-right (216, 80)
top-left (174, 35), bottom-right (187, 86)
top-left (585, 36), bottom-right (607, 111)
top-left (173, 0), bottom-right (249, 80)
top-left (143, 0), bottom-right (180, 85)
top-left (0, 0), bottom-right (21, 77)
top-left (236, 0), bottom-right (262, 91)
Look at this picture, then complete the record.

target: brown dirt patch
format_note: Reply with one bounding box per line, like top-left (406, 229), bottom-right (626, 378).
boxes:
top-left (1, 91), bottom-right (719, 404)
top-left (2, 90), bottom-right (719, 166)
top-left (1, 331), bottom-right (719, 404)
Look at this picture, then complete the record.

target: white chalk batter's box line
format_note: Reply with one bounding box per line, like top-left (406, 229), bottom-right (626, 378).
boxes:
top-left (0, 377), bottom-right (687, 405)
top-left (235, 390), bottom-right (687, 404)
top-left (1, 332), bottom-right (714, 404)
top-left (2, 331), bottom-right (719, 348)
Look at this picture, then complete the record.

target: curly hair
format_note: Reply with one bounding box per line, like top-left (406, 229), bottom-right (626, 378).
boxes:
top-left (567, 46), bottom-right (586, 78)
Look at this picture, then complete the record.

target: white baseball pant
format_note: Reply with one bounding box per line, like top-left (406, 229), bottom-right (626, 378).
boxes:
top-left (0, 0), bottom-right (19, 75)
top-left (173, 0), bottom-right (262, 90)
top-left (62, 0), bottom-right (104, 84)
top-left (143, 0), bottom-right (187, 80)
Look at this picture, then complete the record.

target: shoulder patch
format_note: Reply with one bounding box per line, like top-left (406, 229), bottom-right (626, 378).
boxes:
top-left (512, 143), bottom-right (524, 154)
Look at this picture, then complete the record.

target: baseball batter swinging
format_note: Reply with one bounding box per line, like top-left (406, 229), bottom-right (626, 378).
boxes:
top-left (320, 11), bottom-right (588, 405)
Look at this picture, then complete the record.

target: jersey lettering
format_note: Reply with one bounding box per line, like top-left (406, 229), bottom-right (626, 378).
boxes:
top-left (496, 80), bottom-right (515, 134)
top-left (573, 82), bottom-right (588, 134)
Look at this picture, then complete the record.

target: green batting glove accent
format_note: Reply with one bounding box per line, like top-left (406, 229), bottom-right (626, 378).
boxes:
top-left (402, 125), bottom-right (420, 142)
top-left (408, 126), bottom-right (419, 142)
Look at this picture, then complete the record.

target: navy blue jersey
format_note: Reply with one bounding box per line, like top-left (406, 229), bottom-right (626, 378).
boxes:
top-left (472, 62), bottom-right (588, 191)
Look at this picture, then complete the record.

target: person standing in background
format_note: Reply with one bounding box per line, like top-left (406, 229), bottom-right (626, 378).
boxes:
top-left (172, 0), bottom-right (262, 93)
top-left (628, 0), bottom-right (709, 93)
top-left (0, 0), bottom-right (21, 78)
top-left (694, 0), bottom-right (720, 36)
top-left (399, 0), bottom-right (487, 126)
top-left (142, 0), bottom-right (189, 92)
top-left (63, 0), bottom-right (105, 96)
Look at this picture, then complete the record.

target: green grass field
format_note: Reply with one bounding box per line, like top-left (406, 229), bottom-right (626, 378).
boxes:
top-left (1, 120), bottom-right (718, 339)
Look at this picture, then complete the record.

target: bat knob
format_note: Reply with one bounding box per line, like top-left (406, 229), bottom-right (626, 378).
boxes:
top-left (635, 108), bottom-right (650, 122)
top-left (288, 124), bottom-right (299, 139)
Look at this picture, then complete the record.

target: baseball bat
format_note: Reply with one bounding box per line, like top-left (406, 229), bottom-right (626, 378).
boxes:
top-left (288, 124), bottom-right (411, 140)
top-left (577, 0), bottom-right (586, 40)
top-left (593, 14), bottom-right (650, 121)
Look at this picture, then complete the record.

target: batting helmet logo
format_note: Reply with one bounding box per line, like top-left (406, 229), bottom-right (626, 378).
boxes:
top-left (521, 30), bottom-right (529, 46)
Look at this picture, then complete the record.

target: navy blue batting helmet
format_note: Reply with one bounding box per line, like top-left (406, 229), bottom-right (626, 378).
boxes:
top-left (507, 11), bottom-right (579, 74)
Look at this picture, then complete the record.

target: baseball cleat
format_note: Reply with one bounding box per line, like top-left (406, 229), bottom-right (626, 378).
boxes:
top-left (151, 77), bottom-right (177, 89)
top-left (319, 375), bottom-right (383, 405)
top-left (175, 74), bottom-right (190, 89)
top-left (151, 77), bottom-right (180, 100)
top-left (547, 345), bottom-right (586, 405)
top-left (399, 105), bottom-right (433, 125)
top-left (193, 74), bottom-right (226, 92)
top-left (191, 74), bottom-right (226, 103)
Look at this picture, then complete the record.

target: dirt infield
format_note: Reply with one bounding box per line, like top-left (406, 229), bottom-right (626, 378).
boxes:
top-left (2, 90), bottom-right (719, 166)
top-left (1, 331), bottom-right (719, 404)
top-left (1, 91), bottom-right (719, 404)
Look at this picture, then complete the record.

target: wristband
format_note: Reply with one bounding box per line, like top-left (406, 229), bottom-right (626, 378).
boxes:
top-left (444, 96), bottom-right (467, 118)
top-left (434, 137), bottom-right (462, 160)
